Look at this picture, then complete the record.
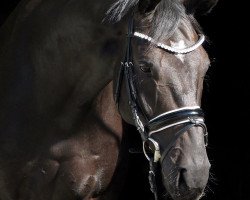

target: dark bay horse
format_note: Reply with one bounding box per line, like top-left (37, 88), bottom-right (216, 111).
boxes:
top-left (0, 0), bottom-right (217, 199)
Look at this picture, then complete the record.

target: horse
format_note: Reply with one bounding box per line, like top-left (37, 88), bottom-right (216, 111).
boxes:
top-left (0, 0), bottom-right (217, 199)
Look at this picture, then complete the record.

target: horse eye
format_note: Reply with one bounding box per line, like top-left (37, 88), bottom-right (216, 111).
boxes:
top-left (139, 62), bottom-right (152, 73)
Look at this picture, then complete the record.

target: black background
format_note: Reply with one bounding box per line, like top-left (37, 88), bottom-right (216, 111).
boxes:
top-left (0, 0), bottom-right (249, 199)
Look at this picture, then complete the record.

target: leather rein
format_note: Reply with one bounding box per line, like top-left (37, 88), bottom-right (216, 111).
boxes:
top-left (114, 17), bottom-right (208, 200)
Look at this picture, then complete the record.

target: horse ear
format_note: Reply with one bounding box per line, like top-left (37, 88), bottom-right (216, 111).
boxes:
top-left (138, 0), bottom-right (161, 14)
top-left (184, 0), bottom-right (218, 15)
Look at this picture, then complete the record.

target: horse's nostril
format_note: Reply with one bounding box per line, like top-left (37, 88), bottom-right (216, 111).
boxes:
top-left (177, 165), bottom-right (210, 191)
top-left (178, 168), bottom-right (188, 189)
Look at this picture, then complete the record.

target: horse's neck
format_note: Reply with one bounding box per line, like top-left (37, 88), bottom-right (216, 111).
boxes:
top-left (90, 81), bottom-right (123, 140)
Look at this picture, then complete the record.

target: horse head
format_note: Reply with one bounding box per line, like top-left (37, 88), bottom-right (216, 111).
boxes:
top-left (107, 0), bottom-right (217, 199)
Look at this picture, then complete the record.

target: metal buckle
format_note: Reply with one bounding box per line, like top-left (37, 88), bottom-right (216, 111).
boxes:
top-left (188, 117), bottom-right (208, 147)
top-left (143, 138), bottom-right (161, 162)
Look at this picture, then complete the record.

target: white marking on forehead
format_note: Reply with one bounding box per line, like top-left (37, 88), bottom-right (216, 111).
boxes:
top-left (170, 40), bottom-right (186, 63)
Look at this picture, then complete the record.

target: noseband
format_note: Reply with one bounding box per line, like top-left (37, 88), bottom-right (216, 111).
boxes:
top-left (114, 17), bottom-right (207, 200)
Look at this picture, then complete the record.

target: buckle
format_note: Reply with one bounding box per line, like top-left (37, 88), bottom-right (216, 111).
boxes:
top-left (143, 138), bottom-right (161, 162)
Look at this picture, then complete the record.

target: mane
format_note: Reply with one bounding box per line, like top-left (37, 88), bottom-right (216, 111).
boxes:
top-left (106, 0), bottom-right (190, 40)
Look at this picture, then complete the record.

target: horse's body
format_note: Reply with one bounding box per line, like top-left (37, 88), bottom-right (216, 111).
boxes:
top-left (0, 0), bottom-right (126, 199)
top-left (0, 0), bottom-right (218, 199)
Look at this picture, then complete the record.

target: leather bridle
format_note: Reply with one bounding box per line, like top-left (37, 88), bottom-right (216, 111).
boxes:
top-left (114, 16), bottom-right (208, 200)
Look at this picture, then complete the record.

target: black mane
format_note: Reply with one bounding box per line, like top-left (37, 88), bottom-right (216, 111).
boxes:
top-left (106, 0), bottom-right (189, 40)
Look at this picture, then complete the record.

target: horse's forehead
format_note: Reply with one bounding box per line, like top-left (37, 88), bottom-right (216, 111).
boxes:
top-left (170, 40), bottom-right (186, 63)
top-left (134, 26), bottom-right (209, 70)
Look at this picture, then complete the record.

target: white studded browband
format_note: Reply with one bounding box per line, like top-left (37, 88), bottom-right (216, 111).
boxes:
top-left (134, 32), bottom-right (205, 54)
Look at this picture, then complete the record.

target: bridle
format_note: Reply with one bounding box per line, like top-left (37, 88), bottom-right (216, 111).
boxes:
top-left (114, 16), bottom-right (208, 200)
